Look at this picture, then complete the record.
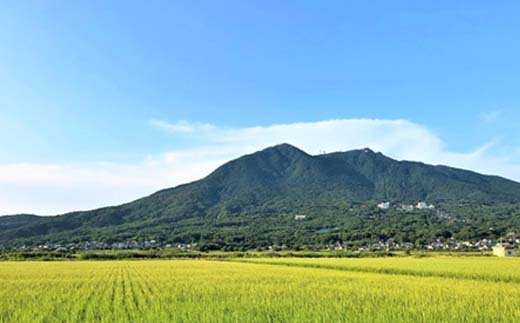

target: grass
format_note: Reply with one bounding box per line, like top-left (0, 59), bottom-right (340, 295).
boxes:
top-left (0, 258), bottom-right (519, 322)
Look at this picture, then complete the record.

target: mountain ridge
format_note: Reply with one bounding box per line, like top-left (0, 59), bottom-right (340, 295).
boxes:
top-left (1, 143), bottom-right (520, 248)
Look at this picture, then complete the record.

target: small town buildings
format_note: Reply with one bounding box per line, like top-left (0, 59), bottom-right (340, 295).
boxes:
top-left (416, 202), bottom-right (434, 209)
top-left (492, 244), bottom-right (515, 257)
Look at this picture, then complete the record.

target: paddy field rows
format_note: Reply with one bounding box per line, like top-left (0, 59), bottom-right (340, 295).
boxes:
top-left (0, 257), bottom-right (519, 322)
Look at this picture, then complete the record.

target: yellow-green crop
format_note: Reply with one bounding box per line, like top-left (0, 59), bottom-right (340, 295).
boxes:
top-left (1, 258), bottom-right (519, 322)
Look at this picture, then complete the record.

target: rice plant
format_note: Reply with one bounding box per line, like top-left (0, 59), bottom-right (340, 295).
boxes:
top-left (0, 258), bottom-right (519, 322)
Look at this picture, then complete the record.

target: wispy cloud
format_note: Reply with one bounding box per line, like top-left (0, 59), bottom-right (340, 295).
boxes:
top-left (150, 118), bottom-right (445, 159)
top-left (1, 118), bottom-right (519, 215)
top-left (478, 110), bottom-right (503, 123)
top-left (149, 119), bottom-right (216, 133)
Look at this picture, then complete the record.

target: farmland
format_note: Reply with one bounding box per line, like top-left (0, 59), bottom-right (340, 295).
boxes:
top-left (1, 258), bottom-right (520, 322)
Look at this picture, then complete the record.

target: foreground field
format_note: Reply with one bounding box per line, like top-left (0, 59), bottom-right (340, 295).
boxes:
top-left (1, 258), bottom-right (519, 322)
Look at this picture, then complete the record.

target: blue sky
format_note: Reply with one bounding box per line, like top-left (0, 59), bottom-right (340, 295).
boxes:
top-left (0, 1), bottom-right (519, 214)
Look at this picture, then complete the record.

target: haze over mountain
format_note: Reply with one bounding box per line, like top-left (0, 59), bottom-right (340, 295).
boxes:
top-left (1, 144), bottom-right (520, 248)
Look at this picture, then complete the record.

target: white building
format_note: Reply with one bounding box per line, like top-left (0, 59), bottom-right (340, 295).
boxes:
top-left (493, 244), bottom-right (515, 257)
top-left (377, 202), bottom-right (390, 210)
top-left (416, 202), bottom-right (428, 209)
top-left (294, 215), bottom-right (306, 220)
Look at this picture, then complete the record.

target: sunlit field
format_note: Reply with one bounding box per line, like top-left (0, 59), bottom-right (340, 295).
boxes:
top-left (1, 258), bottom-right (520, 322)
top-left (239, 256), bottom-right (520, 283)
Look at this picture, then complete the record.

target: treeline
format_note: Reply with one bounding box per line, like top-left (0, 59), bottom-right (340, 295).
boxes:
top-left (2, 203), bottom-right (519, 251)
top-left (0, 249), bottom-right (496, 261)
top-left (0, 250), bottom-right (400, 261)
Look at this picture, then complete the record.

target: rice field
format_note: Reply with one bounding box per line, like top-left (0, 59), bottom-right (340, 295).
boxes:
top-left (238, 256), bottom-right (520, 283)
top-left (1, 258), bottom-right (520, 322)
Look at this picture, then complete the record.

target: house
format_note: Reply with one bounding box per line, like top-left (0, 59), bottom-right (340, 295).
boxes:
top-left (334, 242), bottom-right (344, 250)
top-left (377, 202), bottom-right (390, 210)
top-left (294, 215), bottom-right (306, 220)
top-left (416, 202), bottom-right (428, 209)
top-left (492, 244), bottom-right (515, 257)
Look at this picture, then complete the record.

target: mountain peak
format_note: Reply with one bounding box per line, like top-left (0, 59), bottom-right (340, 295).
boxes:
top-left (344, 147), bottom-right (389, 160)
top-left (271, 143), bottom-right (303, 151)
top-left (3, 143), bottom-right (520, 247)
top-left (258, 143), bottom-right (309, 157)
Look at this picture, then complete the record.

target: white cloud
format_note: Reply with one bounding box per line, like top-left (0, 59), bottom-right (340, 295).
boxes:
top-left (1, 118), bottom-right (520, 215)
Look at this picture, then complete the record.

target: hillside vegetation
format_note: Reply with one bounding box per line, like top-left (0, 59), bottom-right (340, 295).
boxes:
top-left (1, 144), bottom-right (520, 249)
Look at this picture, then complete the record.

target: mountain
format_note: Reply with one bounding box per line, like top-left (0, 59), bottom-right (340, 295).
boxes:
top-left (1, 143), bottom-right (520, 249)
